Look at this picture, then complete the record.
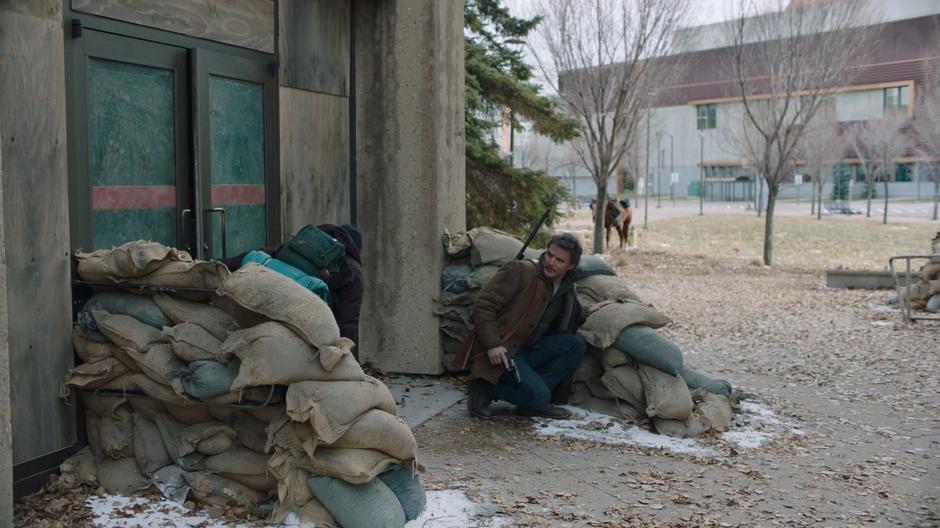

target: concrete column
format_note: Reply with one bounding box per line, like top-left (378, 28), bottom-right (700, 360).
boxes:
top-left (354, 0), bottom-right (465, 374)
top-left (0, 96), bottom-right (11, 528)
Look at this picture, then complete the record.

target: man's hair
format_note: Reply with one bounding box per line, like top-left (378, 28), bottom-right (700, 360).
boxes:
top-left (547, 232), bottom-right (582, 267)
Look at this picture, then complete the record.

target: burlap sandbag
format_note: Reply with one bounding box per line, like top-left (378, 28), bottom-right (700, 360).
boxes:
top-left (284, 498), bottom-right (339, 528)
top-left (132, 413), bottom-right (171, 476)
top-left (653, 391), bottom-right (732, 438)
top-left (569, 382), bottom-right (591, 405)
top-left (100, 373), bottom-right (188, 403)
top-left (60, 446), bottom-right (98, 484)
top-left (466, 265), bottom-right (501, 290)
top-left (327, 409), bottom-right (418, 461)
top-left (573, 354), bottom-right (604, 383)
top-left (150, 413), bottom-right (189, 465)
top-left (231, 412), bottom-right (268, 453)
top-left (98, 457), bottom-right (151, 495)
top-left (579, 396), bottom-right (643, 421)
top-left (638, 363), bottom-right (692, 420)
top-left (222, 323), bottom-right (364, 390)
top-left (62, 358), bottom-right (129, 396)
top-left (129, 260), bottom-right (229, 298)
top-left (98, 405), bottom-right (134, 459)
top-left (164, 323), bottom-right (223, 362)
top-left (179, 421), bottom-right (237, 456)
top-left (127, 398), bottom-right (165, 416)
top-left (82, 291), bottom-right (172, 330)
top-left (204, 447), bottom-right (268, 476)
top-left (266, 413), bottom-right (311, 457)
top-left (81, 392), bottom-right (127, 418)
top-left (308, 447), bottom-right (400, 485)
top-left (467, 227), bottom-right (540, 267)
top-left (163, 401), bottom-right (214, 425)
top-left (600, 347), bottom-right (629, 369)
top-left (172, 360), bottom-right (239, 399)
top-left (577, 301), bottom-right (672, 349)
top-left (219, 472), bottom-right (276, 493)
top-left (285, 376), bottom-right (398, 444)
top-left (575, 274), bottom-right (641, 304)
top-left (307, 474), bottom-right (406, 528)
top-left (600, 362), bottom-right (646, 411)
top-left (217, 266), bottom-right (349, 370)
top-left (921, 261), bottom-right (940, 282)
top-left (268, 455), bottom-right (315, 522)
top-left (204, 385), bottom-right (282, 406)
top-left (92, 310), bottom-right (165, 351)
top-left (680, 365), bottom-right (732, 396)
top-left (85, 411), bottom-right (103, 460)
top-left (614, 325), bottom-right (684, 376)
top-left (72, 326), bottom-right (114, 364)
top-left (76, 241), bottom-right (190, 281)
top-left (122, 344), bottom-right (184, 389)
top-left (249, 405), bottom-right (283, 424)
top-left (183, 471), bottom-right (267, 507)
top-left (442, 229), bottom-right (472, 259)
top-left (154, 294), bottom-right (241, 341)
top-left (586, 377), bottom-right (617, 401)
top-left (153, 465), bottom-right (191, 504)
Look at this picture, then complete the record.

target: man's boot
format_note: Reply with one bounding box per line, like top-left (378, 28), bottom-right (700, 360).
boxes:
top-left (467, 380), bottom-right (494, 420)
top-left (516, 405), bottom-right (571, 419)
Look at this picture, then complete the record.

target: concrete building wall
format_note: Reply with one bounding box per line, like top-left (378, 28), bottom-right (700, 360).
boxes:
top-left (354, 0), bottom-right (465, 374)
top-left (0, 95), bottom-right (10, 528)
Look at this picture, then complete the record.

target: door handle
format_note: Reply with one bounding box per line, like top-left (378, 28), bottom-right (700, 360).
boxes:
top-left (205, 207), bottom-right (227, 260)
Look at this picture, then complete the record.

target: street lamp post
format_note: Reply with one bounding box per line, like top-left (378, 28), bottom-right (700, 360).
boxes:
top-left (699, 131), bottom-right (704, 216)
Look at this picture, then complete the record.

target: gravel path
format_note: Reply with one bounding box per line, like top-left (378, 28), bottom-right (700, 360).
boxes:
top-left (416, 228), bottom-right (939, 527)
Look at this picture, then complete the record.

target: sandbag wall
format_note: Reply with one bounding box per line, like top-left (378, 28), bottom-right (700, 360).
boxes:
top-left (436, 229), bottom-right (737, 439)
top-left (62, 241), bottom-right (424, 527)
top-left (897, 243), bottom-right (940, 313)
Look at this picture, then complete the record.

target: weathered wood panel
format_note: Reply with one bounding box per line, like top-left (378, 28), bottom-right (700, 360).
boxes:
top-left (0, 84), bottom-right (13, 526)
top-left (279, 87), bottom-right (350, 235)
top-left (72, 0), bottom-right (275, 53)
top-left (0, 0), bottom-right (60, 19)
top-left (0, 11), bottom-right (76, 462)
top-left (279, 0), bottom-right (349, 96)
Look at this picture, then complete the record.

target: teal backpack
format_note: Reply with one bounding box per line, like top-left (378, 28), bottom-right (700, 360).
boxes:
top-left (277, 225), bottom-right (346, 277)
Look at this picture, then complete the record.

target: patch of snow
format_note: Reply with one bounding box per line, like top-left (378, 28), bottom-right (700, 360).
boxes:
top-left (869, 303), bottom-right (900, 313)
top-left (531, 407), bottom-right (720, 457)
top-left (870, 320), bottom-right (894, 327)
top-left (406, 490), bottom-right (511, 528)
top-left (87, 495), bottom-right (256, 528)
top-left (721, 430), bottom-right (773, 449)
top-left (738, 401), bottom-right (781, 425)
top-left (280, 512), bottom-right (316, 528)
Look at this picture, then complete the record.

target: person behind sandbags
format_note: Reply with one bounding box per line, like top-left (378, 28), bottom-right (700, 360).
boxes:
top-left (221, 223), bottom-right (364, 357)
top-left (459, 233), bottom-right (614, 420)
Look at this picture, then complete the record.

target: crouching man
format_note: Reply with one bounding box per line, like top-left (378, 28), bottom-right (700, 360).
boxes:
top-left (465, 233), bottom-right (614, 419)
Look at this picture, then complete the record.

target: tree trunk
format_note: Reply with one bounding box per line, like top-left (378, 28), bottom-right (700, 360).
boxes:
top-left (757, 178), bottom-right (764, 218)
top-left (817, 181), bottom-right (823, 220)
top-left (866, 178), bottom-right (873, 218)
top-left (593, 185), bottom-right (607, 254)
top-left (883, 178), bottom-right (889, 224)
top-left (810, 178), bottom-right (816, 215)
top-left (763, 187), bottom-right (777, 266)
top-left (933, 175), bottom-right (938, 221)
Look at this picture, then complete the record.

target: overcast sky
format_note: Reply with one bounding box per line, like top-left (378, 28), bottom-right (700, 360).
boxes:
top-left (504, 0), bottom-right (780, 27)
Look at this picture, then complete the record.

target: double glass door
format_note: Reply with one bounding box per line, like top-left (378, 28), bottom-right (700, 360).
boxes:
top-left (68, 30), bottom-right (277, 260)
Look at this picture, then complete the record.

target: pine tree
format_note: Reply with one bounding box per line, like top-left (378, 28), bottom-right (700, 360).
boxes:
top-left (464, 0), bottom-right (579, 240)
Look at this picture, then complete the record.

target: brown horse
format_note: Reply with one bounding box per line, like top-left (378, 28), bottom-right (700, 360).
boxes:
top-left (590, 197), bottom-right (632, 250)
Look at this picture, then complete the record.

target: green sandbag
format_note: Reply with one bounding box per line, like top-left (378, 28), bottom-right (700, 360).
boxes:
top-left (441, 264), bottom-right (472, 293)
top-left (79, 291), bottom-right (172, 341)
top-left (576, 255), bottom-right (616, 278)
top-left (613, 325), bottom-right (682, 376)
top-left (680, 365), bottom-right (732, 396)
top-left (307, 474), bottom-right (406, 528)
top-left (378, 464), bottom-right (426, 521)
top-left (285, 224), bottom-right (346, 276)
top-left (171, 360), bottom-right (240, 399)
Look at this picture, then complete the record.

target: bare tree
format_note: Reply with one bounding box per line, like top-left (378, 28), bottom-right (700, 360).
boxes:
top-left (531, 0), bottom-right (688, 254)
top-left (912, 30), bottom-right (940, 221)
top-left (725, 0), bottom-right (877, 264)
top-left (798, 121), bottom-right (842, 220)
top-left (848, 118), bottom-right (910, 224)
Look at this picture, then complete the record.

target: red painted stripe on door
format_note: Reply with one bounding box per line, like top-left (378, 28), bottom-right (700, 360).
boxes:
top-left (212, 184), bottom-right (266, 206)
top-left (92, 186), bottom-right (177, 210)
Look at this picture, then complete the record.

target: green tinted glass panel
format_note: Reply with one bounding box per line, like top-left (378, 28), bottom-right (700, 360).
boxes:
top-left (88, 58), bottom-right (177, 249)
top-left (209, 75), bottom-right (266, 258)
top-left (89, 59), bottom-right (175, 187)
top-left (93, 208), bottom-right (176, 249)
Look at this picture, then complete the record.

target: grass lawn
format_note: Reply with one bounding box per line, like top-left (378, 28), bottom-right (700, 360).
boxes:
top-left (638, 214), bottom-right (938, 271)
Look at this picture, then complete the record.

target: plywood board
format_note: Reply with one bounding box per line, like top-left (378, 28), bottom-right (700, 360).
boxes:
top-left (0, 11), bottom-right (76, 463)
top-left (279, 87), bottom-right (350, 235)
top-left (278, 0), bottom-right (349, 96)
top-left (72, 0), bottom-right (275, 53)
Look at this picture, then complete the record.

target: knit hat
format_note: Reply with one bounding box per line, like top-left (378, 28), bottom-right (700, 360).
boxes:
top-left (341, 224), bottom-right (362, 251)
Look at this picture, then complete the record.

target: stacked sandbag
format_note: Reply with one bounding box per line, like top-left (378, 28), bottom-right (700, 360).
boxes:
top-left (568, 268), bottom-right (735, 438)
top-left (435, 227), bottom-right (617, 371)
top-left (62, 241), bottom-right (426, 525)
top-left (903, 246), bottom-right (940, 313)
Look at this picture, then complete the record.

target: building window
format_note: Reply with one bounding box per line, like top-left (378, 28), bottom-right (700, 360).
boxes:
top-left (895, 163), bottom-right (912, 182)
top-left (883, 86), bottom-right (910, 117)
top-left (696, 104), bottom-right (716, 129)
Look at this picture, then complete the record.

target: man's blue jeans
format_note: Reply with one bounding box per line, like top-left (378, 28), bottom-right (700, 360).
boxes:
top-left (475, 334), bottom-right (586, 412)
